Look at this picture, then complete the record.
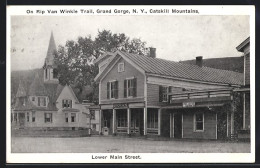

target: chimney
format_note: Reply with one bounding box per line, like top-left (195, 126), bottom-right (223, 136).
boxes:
top-left (149, 47), bottom-right (156, 58)
top-left (196, 56), bottom-right (203, 67)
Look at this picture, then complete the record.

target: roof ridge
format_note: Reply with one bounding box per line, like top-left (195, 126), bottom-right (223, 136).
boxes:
top-left (120, 50), bottom-right (243, 75)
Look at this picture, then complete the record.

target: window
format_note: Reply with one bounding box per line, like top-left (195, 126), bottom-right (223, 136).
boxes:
top-left (32, 111), bottom-right (35, 122)
top-left (26, 112), bottom-right (29, 122)
top-left (32, 97), bottom-right (35, 101)
top-left (147, 109), bottom-right (158, 128)
top-left (194, 113), bottom-right (204, 131)
top-left (159, 86), bottom-right (168, 102)
top-left (107, 81), bottom-right (118, 99)
top-left (62, 99), bottom-right (72, 108)
top-left (71, 113), bottom-right (76, 122)
top-left (65, 113), bottom-right (68, 122)
top-left (117, 112), bottom-right (127, 127)
top-left (53, 68), bottom-right (58, 78)
top-left (45, 69), bottom-right (48, 79)
top-left (92, 124), bottom-right (96, 130)
top-left (118, 62), bottom-right (125, 72)
top-left (38, 97), bottom-right (47, 107)
top-left (124, 78), bottom-right (137, 98)
top-left (44, 113), bottom-right (52, 123)
top-left (90, 110), bottom-right (95, 120)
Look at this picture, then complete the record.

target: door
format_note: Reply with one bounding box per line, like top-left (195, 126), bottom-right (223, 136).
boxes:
top-left (18, 113), bottom-right (25, 128)
top-left (174, 113), bottom-right (182, 138)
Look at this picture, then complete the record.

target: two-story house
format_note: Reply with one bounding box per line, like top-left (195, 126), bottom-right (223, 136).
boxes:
top-left (94, 48), bottom-right (244, 140)
top-left (235, 37), bottom-right (250, 140)
top-left (12, 32), bottom-right (89, 131)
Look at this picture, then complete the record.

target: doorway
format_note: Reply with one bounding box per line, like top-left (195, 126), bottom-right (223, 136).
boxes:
top-left (173, 113), bottom-right (182, 138)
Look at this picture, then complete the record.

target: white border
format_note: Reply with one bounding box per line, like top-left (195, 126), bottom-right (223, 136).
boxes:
top-left (6, 5), bottom-right (255, 163)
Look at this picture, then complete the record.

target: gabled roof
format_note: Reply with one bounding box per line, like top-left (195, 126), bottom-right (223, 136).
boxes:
top-left (236, 37), bottom-right (250, 52)
top-left (95, 50), bottom-right (244, 86)
top-left (16, 80), bottom-right (27, 97)
top-left (93, 51), bottom-right (115, 64)
top-left (28, 73), bottom-right (48, 96)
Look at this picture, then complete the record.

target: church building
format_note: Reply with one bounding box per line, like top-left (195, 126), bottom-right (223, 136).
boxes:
top-left (12, 32), bottom-right (90, 131)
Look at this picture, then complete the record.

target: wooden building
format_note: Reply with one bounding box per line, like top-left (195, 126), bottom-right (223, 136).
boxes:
top-left (235, 37), bottom-right (250, 139)
top-left (11, 32), bottom-right (90, 131)
top-left (94, 47), bottom-right (246, 140)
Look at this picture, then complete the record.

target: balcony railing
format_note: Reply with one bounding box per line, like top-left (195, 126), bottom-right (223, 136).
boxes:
top-left (169, 88), bottom-right (233, 104)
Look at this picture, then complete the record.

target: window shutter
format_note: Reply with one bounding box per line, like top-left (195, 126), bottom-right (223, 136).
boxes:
top-left (133, 78), bottom-right (137, 97)
top-left (107, 82), bottom-right (110, 99)
top-left (70, 100), bottom-right (72, 108)
top-left (159, 86), bottom-right (163, 102)
top-left (115, 81), bottom-right (118, 99)
top-left (124, 80), bottom-right (127, 98)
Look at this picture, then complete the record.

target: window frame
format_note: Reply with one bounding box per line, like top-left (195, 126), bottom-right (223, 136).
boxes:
top-left (118, 62), bottom-right (125, 73)
top-left (62, 99), bottom-right (72, 108)
top-left (26, 112), bottom-right (30, 122)
top-left (44, 113), bottom-right (52, 123)
top-left (194, 113), bottom-right (204, 132)
top-left (71, 113), bottom-right (76, 122)
top-left (37, 96), bottom-right (47, 107)
top-left (32, 111), bottom-right (35, 122)
top-left (65, 113), bottom-right (68, 122)
top-left (147, 110), bottom-right (158, 129)
top-left (108, 80), bottom-right (118, 99)
top-left (162, 86), bottom-right (168, 102)
top-left (117, 112), bottom-right (127, 128)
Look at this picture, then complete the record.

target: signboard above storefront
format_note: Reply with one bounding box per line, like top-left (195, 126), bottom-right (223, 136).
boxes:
top-left (183, 102), bottom-right (195, 108)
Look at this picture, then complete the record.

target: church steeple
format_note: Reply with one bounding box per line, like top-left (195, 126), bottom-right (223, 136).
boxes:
top-left (43, 31), bottom-right (59, 83)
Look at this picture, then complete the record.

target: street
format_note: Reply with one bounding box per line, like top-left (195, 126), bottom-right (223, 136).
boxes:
top-left (11, 136), bottom-right (250, 153)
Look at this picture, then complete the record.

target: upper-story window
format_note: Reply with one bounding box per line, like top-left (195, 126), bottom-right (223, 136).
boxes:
top-left (37, 97), bottom-right (47, 107)
top-left (194, 113), bottom-right (204, 132)
top-left (118, 62), bottom-right (125, 72)
top-left (62, 99), bottom-right (72, 108)
top-left (124, 78), bottom-right (137, 98)
top-left (107, 81), bottom-right (118, 99)
top-left (159, 86), bottom-right (168, 102)
top-left (53, 68), bottom-right (58, 78)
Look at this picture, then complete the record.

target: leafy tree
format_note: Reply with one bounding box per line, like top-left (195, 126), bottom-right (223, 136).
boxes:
top-left (54, 30), bottom-right (148, 103)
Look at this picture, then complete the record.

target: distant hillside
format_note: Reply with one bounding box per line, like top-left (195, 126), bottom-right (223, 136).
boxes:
top-left (180, 56), bottom-right (244, 73)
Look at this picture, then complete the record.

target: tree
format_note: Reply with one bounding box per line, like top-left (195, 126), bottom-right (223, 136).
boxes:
top-left (55, 30), bottom-right (148, 103)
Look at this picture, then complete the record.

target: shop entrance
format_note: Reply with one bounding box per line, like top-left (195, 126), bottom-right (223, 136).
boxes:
top-left (173, 113), bottom-right (182, 138)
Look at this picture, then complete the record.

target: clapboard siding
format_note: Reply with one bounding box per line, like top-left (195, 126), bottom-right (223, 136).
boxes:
top-left (245, 54), bottom-right (250, 85)
top-left (183, 112), bottom-right (217, 139)
top-left (147, 84), bottom-right (168, 106)
top-left (100, 57), bottom-right (144, 101)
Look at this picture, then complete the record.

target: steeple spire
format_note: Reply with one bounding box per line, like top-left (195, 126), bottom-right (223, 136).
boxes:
top-left (45, 31), bottom-right (57, 67)
top-left (43, 31), bottom-right (59, 83)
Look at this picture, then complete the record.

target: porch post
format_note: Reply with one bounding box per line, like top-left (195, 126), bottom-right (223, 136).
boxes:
top-left (231, 106), bottom-right (235, 135)
top-left (170, 113), bottom-right (172, 138)
top-left (99, 110), bottom-right (102, 134)
top-left (127, 108), bottom-right (131, 134)
top-left (227, 112), bottom-right (229, 138)
top-left (144, 107), bottom-right (147, 135)
top-left (243, 93), bottom-right (246, 129)
top-left (17, 113), bottom-right (19, 122)
top-left (112, 109), bottom-right (116, 134)
top-left (181, 113), bottom-right (183, 138)
top-left (158, 108), bottom-right (161, 135)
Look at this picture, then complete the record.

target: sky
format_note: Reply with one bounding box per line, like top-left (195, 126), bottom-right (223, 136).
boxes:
top-left (10, 15), bottom-right (249, 71)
